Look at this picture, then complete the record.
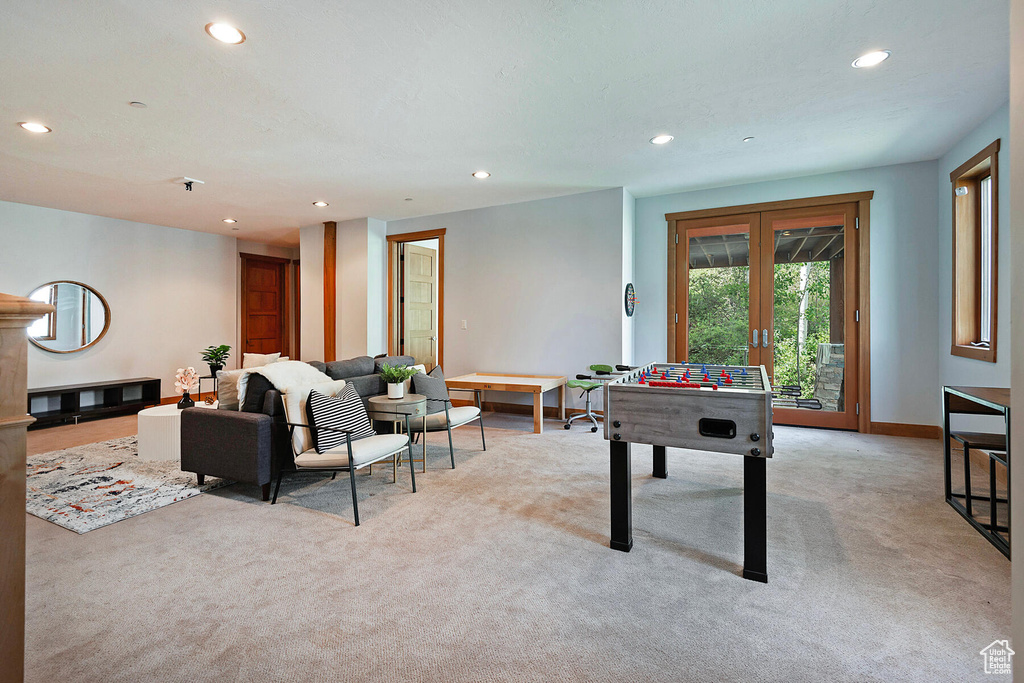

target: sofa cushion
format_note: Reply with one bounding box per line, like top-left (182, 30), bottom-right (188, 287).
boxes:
top-left (240, 373), bottom-right (275, 412)
top-left (293, 434), bottom-right (409, 469)
top-left (306, 361), bottom-right (327, 374)
top-left (242, 352), bottom-right (281, 368)
top-left (324, 356), bottom-right (375, 380)
top-left (373, 355), bottom-right (415, 373)
top-left (307, 385), bottom-right (376, 453)
top-left (346, 374), bottom-right (385, 404)
top-left (417, 405), bottom-right (481, 431)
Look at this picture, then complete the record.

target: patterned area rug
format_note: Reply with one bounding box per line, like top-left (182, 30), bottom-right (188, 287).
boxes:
top-left (26, 436), bottom-right (231, 534)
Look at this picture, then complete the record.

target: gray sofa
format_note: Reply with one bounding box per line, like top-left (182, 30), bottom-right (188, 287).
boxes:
top-left (180, 354), bottom-right (415, 500)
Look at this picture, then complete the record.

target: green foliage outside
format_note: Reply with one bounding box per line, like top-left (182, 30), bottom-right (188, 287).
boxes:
top-left (687, 261), bottom-right (834, 398)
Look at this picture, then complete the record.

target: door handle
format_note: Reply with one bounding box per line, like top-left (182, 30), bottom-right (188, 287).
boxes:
top-left (430, 336), bottom-right (437, 341)
top-left (763, 329), bottom-right (769, 347)
top-left (751, 329), bottom-right (759, 348)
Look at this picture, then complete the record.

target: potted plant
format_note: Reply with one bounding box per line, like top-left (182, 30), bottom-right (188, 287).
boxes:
top-left (200, 344), bottom-right (231, 376)
top-left (379, 363), bottom-right (419, 399)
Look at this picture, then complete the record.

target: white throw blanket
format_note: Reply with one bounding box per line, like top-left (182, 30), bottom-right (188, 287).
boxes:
top-left (237, 361), bottom-right (332, 407)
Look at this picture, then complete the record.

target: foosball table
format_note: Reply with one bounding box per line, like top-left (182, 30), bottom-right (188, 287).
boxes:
top-left (603, 362), bottom-right (773, 582)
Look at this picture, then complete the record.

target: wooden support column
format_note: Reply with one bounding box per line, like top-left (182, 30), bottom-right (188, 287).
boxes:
top-left (323, 221), bottom-right (337, 362)
top-left (0, 292), bottom-right (53, 683)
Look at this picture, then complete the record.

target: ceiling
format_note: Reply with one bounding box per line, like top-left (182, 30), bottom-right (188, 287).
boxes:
top-left (0, 0), bottom-right (1009, 245)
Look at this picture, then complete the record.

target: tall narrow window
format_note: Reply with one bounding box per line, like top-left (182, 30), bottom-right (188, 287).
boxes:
top-left (950, 139), bottom-right (999, 362)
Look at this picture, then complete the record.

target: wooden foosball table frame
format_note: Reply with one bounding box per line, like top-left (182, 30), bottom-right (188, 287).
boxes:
top-left (603, 362), bottom-right (773, 582)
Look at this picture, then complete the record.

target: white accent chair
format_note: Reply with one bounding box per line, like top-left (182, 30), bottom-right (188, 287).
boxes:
top-left (273, 417), bottom-right (417, 526)
top-left (411, 390), bottom-right (486, 468)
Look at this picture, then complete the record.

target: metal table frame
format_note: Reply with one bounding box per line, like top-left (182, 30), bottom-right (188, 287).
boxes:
top-left (942, 385), bottom-right (1011, 558)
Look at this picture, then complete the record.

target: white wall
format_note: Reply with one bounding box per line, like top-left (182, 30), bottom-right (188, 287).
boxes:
top-left (1009, 0), bottom-right (1023, 672)
top-left (387, 188), bottom-right (628, 410)
top-left (366, 218), bottom-right (387, 355)
top-left (298, 223), bottom-right (325, 361)
top-left (936, 103), bottom-right (1011, 390)
top-left (622, 190), bottom-right (636, 366)
top-left (336, 218), bottom-right (370, 360)
top-left (0, 199), bottom-right (236, 396)
top-left (634, 161), bottom-right (940, 426)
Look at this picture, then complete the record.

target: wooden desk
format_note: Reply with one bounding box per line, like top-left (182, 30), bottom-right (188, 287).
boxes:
top-left (445, 373), bottom-right (566, 434)
top-left (942, 385), bottom-right (1011, 558)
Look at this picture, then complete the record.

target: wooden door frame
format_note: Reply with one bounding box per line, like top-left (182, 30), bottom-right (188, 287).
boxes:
top-left (666, 191), bottom-right (873, 433)
top-left (240, 252), bottom-right (291, 359)
top-left (387, 229), bottom-right (446, 369)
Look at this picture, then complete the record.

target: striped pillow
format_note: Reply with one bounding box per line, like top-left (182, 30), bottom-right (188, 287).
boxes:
top-left (307, 385), bottom-right (376, 454)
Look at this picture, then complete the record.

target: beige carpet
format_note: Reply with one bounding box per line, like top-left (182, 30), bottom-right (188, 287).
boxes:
top-left (25, 416), bottom-right (1009, 682)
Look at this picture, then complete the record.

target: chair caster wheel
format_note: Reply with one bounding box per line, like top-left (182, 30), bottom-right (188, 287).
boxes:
top-left (563, 423), bottom-right (571, 430)
top-left (591, 427), bottom-right (598, 433)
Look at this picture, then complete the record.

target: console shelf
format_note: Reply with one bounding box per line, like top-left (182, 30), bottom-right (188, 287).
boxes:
top-left (28, 377), bottom-right (161, 429)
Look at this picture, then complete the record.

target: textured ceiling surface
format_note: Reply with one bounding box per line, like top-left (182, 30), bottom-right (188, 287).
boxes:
top-left (0, 0), bottom-right (1009, 244)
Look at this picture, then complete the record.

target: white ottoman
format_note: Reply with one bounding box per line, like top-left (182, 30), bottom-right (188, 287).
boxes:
top-left (137, 402), bottom-right (217, 461)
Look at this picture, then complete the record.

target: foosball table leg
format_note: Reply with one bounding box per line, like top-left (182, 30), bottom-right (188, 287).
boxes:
top-left (652, 445), bottom-right (667, 479)
top-left (742, 456), bottom-right (768, 583)
top-left (610, 440), bottom-right (633, 552)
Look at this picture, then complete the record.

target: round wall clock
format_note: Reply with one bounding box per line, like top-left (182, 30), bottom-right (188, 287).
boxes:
top-left (624, 283), bottom-right (637, 317)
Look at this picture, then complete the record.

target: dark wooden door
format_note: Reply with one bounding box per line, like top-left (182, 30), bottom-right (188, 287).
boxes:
top-left (241, 253), bottom-right (289, 356)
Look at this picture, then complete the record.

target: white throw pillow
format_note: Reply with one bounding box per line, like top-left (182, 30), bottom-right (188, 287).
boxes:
top-left (215, 368), bottom-right (247, 410)
top-left (242, 352), bottom-right (281, 369)
top-left (281, 379), bottom-right (348, 454)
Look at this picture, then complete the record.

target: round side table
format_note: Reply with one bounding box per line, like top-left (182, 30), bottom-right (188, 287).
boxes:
top-left (367, 393), bottom-right (427, 475)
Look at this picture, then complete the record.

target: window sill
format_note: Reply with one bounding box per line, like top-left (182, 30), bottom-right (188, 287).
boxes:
top-left (951, 344), bottom-right (996, 363)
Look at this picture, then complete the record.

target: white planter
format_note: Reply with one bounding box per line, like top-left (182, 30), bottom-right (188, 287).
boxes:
top-left (387, 382), bottom-right (405, 399)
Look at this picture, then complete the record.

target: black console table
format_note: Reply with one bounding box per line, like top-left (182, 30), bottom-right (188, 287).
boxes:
top-left (28, 377), bottom-right (161, 429)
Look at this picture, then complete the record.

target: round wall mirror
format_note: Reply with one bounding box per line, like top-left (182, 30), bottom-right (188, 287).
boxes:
top-left (26, 281), bottom-right (110, 353)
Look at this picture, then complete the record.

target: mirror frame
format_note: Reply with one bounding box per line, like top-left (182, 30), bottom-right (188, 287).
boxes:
top-left (28, 280), bottom-right (111, 354)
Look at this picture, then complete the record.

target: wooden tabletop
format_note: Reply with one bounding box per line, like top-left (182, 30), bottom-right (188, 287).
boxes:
top-left (945, 386), bottom-right (1011, 411)
top-left (445, 373), bottom-right (566, 393)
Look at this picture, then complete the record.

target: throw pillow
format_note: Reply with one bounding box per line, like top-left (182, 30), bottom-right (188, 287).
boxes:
top-left (404, 364), bottom-right (427, 395)
top-left (413, 365), bottom-right (449, 413)
top-left (280, 379), bottom-right (348, 454)
top-left (240, 374), bottom-right (274, 412)
top-left (215, 368), bottom-right (246, 410)
top-left (307, 385), bottom-right (376, 454)
top-left (242, 352), bottom-right (281, 369)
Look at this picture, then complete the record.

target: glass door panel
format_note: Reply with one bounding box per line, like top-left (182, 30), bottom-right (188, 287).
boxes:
top-left (675, 214), bottom-right (761, 366)
top-left (761, 205), bottom-right (858, 429)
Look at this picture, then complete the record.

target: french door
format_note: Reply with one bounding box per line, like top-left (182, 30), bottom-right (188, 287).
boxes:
top-left (672, 202), bottom-right (862, 430)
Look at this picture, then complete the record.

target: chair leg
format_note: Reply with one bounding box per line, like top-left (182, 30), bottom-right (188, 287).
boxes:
top-left (331, 472), bottom-right (337, 480)
top-left (405, 416), bottom-right (417, 493)
top-left (446, 424), bottom-right (455, 469)
top-left (479, 414), bottom-right (486, 452)
top-left (348, 465), bottom-right (360, 526)
top-left (271, 471), bottom-right (284, 504)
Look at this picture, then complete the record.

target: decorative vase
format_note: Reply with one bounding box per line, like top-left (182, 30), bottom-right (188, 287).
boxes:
top-left (387, 383), bottom-right (404, 399)
top-left (177, 391), bottom-right (195, 410)
top-left (208, 363), bottom-right (223, 377)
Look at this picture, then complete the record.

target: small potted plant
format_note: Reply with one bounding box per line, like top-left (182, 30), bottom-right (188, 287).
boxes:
top-left (379, 363), bottom-right (418, 399)
top-left (200, 344), bottom-right (231, 376)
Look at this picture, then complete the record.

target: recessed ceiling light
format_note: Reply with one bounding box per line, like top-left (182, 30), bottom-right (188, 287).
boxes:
top-left (129, 101), bottom-right (147, 109)
top-left (742, 136), bottom-right (755, 143)
top-left (852, 50), bottom-right (891, 68)
top-left (223, 218), bottom-right (237, 223)
top-left (19, 122), bottom-right (51, 133)
top-left (313, 201), bottom-right (329, 207)
top-left (472, 171), bottom-right (490, 179)
top-left (231, 227), bottom-right (239, 231)
top-left (205, 22), bottom-right (246, 44)
top-left (404, 198), bottom-right (413, 201)
top-left (650, 134), bottom-right (674, 145)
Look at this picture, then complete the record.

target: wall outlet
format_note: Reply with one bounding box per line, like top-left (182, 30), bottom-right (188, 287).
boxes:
top-left (461, 319), bottom-right (467, 330)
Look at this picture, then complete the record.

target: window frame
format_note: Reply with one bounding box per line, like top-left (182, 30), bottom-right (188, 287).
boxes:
top-left (949, 139), bottom-right (999, 363)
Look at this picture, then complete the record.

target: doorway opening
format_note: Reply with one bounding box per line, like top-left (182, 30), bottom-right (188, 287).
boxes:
top-left (667, 193), bottom-right (871, 431)
top-left (387, 229), bottom-right (445, 370)
top-left (240, 253), bottom-right (293, 357)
